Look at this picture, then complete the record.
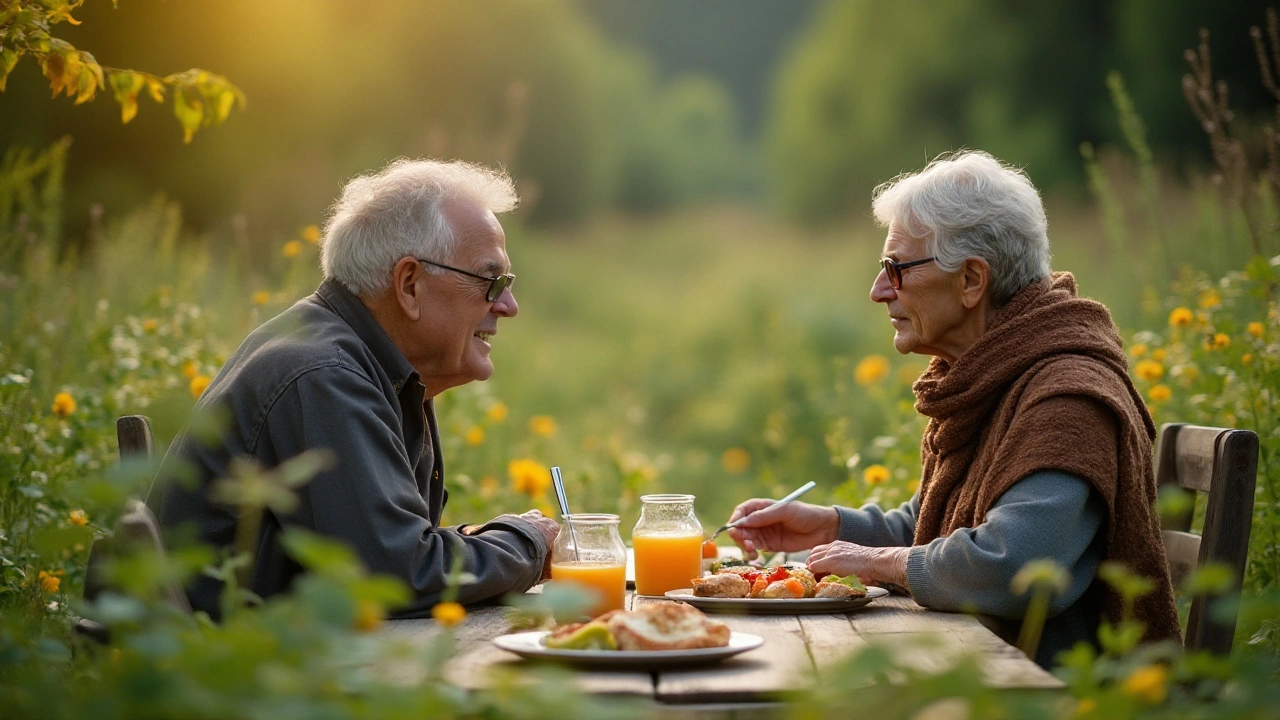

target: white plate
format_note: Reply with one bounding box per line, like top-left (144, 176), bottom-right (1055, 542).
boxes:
top-left (662, 586), bottom-right (889, 615)
top-left (491, 630), bottom-right (764, 668)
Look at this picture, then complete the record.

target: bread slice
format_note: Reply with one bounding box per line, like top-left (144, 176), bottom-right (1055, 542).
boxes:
top-left (691, 573), bottom-right (751, 598)
top-left (606, 603), bottom-right (731, 651)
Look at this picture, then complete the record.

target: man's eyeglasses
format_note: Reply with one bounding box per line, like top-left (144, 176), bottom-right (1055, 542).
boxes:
top-left (417, 258), bottom-right (516, 302)
top-left (880, 256), bottom-right (935, 289)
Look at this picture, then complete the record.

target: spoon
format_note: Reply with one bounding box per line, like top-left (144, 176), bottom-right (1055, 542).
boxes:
top-left (706, 480), bottom-right (818, 544)
top-left (550, 466), bottom-right (580, 561)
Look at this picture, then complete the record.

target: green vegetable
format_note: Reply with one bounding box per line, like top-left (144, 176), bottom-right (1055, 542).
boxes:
top-left (542, 621), bottom-right (618, 650)
top-left (829, 574), bottom-right (867, 592)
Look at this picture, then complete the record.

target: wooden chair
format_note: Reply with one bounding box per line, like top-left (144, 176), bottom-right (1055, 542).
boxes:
top-left (1155, 423), bottom-right (1258, 656)
top-left (76, 416), bottom-right (190, 642)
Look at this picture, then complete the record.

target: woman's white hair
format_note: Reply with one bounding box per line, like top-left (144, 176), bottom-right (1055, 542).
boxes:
top-left (871, 150), bottom-right (1051, 305)
top-left (320, 158), bottom-right (518, 297)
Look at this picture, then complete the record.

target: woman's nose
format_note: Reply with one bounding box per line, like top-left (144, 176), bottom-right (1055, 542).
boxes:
top-left (870, 269), bottom-right (895, 303)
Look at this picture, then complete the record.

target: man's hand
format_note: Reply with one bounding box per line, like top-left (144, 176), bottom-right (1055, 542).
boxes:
top-left (517, 509), bottom-right (559, 580)
top-left (518, 509), bottom-right (560, 546)
top-left (726, 499), bottom-right (840, 559)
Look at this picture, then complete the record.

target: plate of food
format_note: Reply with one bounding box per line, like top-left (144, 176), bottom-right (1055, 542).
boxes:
top-left (661, 564), bottom-right (889, 615)
top-left (491, 603), bottom-right (763, 668)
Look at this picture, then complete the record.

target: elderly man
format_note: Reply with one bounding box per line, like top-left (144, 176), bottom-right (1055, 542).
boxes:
top-left (148, 159), bottom-right (558, 619)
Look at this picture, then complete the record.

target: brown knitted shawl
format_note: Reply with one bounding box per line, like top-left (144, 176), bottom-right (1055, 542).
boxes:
top-left (911, 272), bottom-right (1181, 643)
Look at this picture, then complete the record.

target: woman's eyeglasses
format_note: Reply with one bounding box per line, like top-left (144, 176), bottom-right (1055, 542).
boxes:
top-left (418, 258), bottom-right (516, 302)
top-left (880, 256), bottom-right (935, 289)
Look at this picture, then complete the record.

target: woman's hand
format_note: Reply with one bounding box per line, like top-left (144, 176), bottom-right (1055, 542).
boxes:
top-left (807, 540), bottom-right (911, 589)
top-left (726, 499), bottom-right (840, 558)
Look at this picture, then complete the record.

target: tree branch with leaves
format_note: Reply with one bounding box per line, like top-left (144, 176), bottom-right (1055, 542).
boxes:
top-left (1, 0), bottom-right (244, 142)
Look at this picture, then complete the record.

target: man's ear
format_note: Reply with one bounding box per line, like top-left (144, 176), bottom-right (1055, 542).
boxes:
top-left (960, 256), bottom-right (990, 310)
top-left (391, 257), bottom-right (423, 321)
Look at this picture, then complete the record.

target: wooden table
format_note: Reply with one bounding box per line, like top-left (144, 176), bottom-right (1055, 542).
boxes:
top-left (378, 587), bottom-right (1064, 716)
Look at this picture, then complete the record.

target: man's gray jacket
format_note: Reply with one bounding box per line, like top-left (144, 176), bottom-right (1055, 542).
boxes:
top-left (148, 278), bottom-right (548, 618)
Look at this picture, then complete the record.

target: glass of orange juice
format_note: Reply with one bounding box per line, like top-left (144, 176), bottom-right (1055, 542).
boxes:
top-left (549, 513), bottom-right (627, 618)
top-left (632, 494), bottom-right (704, 596)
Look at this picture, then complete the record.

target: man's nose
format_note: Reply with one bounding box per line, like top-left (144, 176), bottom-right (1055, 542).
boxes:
top-left (493, 287), bottom-right (518, 317)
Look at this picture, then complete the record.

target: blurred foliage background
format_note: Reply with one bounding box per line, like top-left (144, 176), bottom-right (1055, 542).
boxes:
top-left (0, 0), bottom-right (1270, 233)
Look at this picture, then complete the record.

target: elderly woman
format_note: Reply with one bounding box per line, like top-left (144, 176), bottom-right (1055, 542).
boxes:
top-left (728, 150), bottom-right (1179, 667)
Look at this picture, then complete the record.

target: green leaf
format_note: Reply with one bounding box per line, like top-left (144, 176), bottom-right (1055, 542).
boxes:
top-left (351, 575), bottom-right (411, 607)
top-left (0, 48), bottom-right (19, 92)
top-left (173, 85), bottom-right (203, 143)
top-left (1182, 562), bottom-right (1235, 596)
top-left (32, 524), bottom-right (93, 558)
top-left (281, 528), bottom-right (364, 580)
top-left (108, 69), bottom-right (144, 122)
top-left (1244, 254), bottom-right (1275, 284)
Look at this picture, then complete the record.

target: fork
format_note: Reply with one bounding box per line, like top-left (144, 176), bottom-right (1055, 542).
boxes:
top-left (706, 480), bottom-right (817, 543)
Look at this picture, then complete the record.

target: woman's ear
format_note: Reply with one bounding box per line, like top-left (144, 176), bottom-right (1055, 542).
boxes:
top-left (960, 256), bottom-right (990, 309)
top-left (392, 257), bottom-right (423, 320)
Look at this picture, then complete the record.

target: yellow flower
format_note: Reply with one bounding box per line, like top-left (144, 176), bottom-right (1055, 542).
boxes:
top-left (190, 375), bottom-right (212, 399)
top-left (907, 478), bottom-right (921, 494)
top-left (508, 459), bottom-right (551, 496)
top-left (1073, 697), bottom-right (1098, 717)
top-left (1148, 384), bottom-right (1172, 403)
top-left (479, 476), bottom-right (498, 499)
top-left (720, 447), bottom-right (751, 474)
top-left (432, 601), bottom-right (467, 628)
top-left (1151, 348), bottom-right (1167, 362)
top-left (528, 415), bottom-right (557, 437)
top-left (1247, 322), bottom-right (1265, 339)
top-left (68, 509), bottom-right (88, 527)
top-left (282, 240), bottom-right (303, 258)
top-left (1134, 360), bottom-right (1164, 382)
top-left (486, 402), bottom-right (509, 423)
top-left (353, 599), bottom-right (384, 632)
top-left (38, 571), bottom-right (60, 594)
top-left (1121, 664), bottom-right (1169, 705)
top-left (854, 355), bottom-right (891, 386)
top-left (1198, 289), bottom-right (1221, 309)
top-left (1211, 333), bottom-right (1230, 350)
top-left (1128, 343), bottom-right (1148, 358)
top-left (1168, 307), bottom-right (1193, 327)
top-left (465, 425), bottom-right (485, 446)
top-left (51, 392), bottom-right (76, 418)
top-left (182, 360), bottom-right (199, 379)
top-left (863, 464), bottom-right (890, 485)
top-left (301, 224), bottom-right (322, 244)
top-left (142, 318), bottom-right (158, 333)
top-left (253, 290), bottom-right (271, 305)
top-left (1242, 353), bottom-right (1253, 365)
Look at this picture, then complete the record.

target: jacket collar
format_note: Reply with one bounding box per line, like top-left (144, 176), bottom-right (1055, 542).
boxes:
top-left (314, 278), bottom-right (418, 393)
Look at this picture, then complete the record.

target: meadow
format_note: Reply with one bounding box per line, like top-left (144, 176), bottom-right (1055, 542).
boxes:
top-left (3, 125), bottom-right (1280, 717)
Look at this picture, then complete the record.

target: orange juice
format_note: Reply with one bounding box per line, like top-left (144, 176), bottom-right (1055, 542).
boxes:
top-left (550, 562), bottom-right (627, 617)
top-left (632, 533), bottom-right (704, 596)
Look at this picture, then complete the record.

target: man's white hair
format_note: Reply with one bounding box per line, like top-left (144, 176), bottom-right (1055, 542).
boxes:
top-left (871, 150), bottom-right (1051, 305)
top-left (320, 158), bottom-right (518, 297)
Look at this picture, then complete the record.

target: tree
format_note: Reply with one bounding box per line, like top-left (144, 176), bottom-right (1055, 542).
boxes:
top-left (1, 0), bottom-right (243, 143)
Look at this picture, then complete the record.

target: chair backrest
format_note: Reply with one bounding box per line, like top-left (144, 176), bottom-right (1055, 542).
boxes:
top-left (82, 415), bottom-right (191, 613)
top-left (1154, 423), bottom-right (1258, 656)
top-left (116, 414), bottom-right (154, 461)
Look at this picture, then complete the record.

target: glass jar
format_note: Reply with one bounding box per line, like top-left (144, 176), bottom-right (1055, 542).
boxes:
top-left (631, 494), bottom-right (704, 596)
top-left (550, 513), bottom-right (627, 618)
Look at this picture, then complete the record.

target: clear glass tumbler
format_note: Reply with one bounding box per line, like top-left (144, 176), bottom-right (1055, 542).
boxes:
top-left (550, 513), bottom-right (627, 618)
top-left (631, 494), bottom-right (703, 596)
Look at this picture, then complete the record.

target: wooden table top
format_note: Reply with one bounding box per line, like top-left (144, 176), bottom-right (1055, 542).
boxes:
top-left (378, 587), bottom-right (1065, 709)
